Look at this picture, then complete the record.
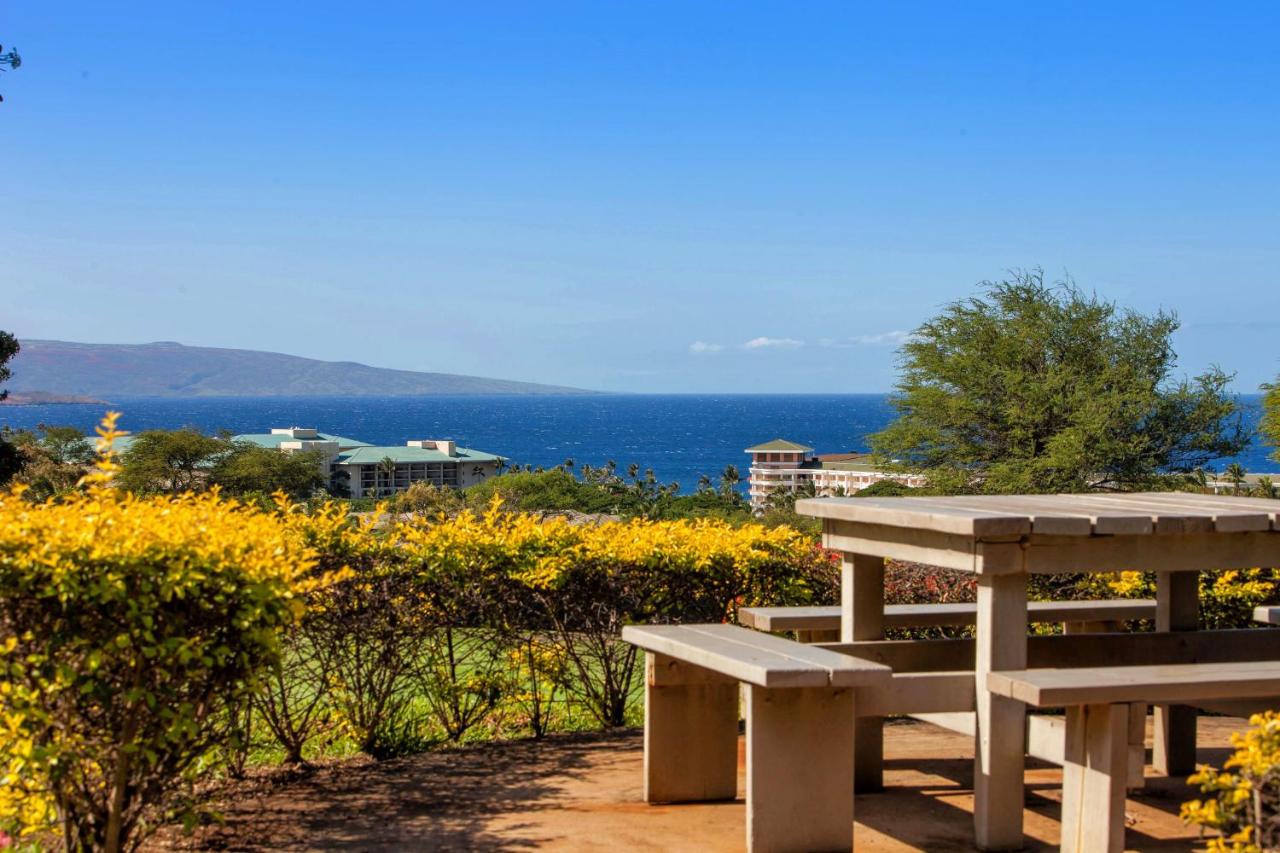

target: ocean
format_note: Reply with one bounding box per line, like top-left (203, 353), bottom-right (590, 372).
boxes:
top-left (1, 393), bottom-right (1273, 492)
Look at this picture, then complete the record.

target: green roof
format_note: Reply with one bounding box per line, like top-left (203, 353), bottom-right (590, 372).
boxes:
top-left (336, 445), bottom-right (505, 465)
top-left (745, 438), bottom-right (814, 453)
top-left (233, 432), bottom-right (370, 450)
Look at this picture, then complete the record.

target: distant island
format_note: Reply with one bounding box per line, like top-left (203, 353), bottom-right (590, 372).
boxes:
top-left (0, 390), bottom-right (110, 406)
top-left (8, 340), bottom-right (597, 398)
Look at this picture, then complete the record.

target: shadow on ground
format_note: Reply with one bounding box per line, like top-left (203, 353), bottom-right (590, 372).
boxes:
top-left (149, 730), bottom-right (633, 851)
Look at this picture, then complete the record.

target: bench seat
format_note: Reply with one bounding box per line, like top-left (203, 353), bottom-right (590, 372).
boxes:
top-left (622, 623), bottom-right (890, 853)
top-left (989, 660), bottom-right (1280, 707)
top-left (987, 661), bottom-right (1280, 853)
top-left (738, 598), bottom-right (1157, 634)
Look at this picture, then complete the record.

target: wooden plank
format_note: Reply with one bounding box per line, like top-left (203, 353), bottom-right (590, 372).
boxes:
top-left (1022, 530), bottom-right (1280, 574)
top-left (797, 496), bottom-right (1032, 538)
top-left (990, 494), bottom-right (1153, 536)
top-left (1059, 493), bottom-right (1213, 534)
top-left (1084, 493), bottom-right (1269, 534)
top-left (1099, 492), bottom-right (1274, 532)
top-left (1254, 606), bottom-right (1280, 625)
top-left (624, 625), bottom-right (832, 688)
top-left (856, 671), bottom-right (975, 716)
top-left (741, 599), bottom-right (1157, 633)
top-left (826, 627), bottom-right (1280, 673)
top-left (922, 496), bottom-right (1094, 536)
top-left (622, 624), bottom-right (890, 688)
top-left (823, 522), bottom-right (979, 573)
top-left (1127, 492), bottom-right (1280, 528)
top-left (647, 654), bottom-right (737, 687)
top-left (987, 660), bottom-right (1280, 707)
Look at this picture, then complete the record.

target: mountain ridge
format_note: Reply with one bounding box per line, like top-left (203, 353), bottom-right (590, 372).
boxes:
top-left (9, 340), bottom-right (597, 397)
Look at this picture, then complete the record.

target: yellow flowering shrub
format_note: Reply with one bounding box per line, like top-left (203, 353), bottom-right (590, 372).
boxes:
top-left (1183, 711), bottom-right (1280, 851)
top-left (0, 415), bottom-right (321, 851)
top-left (1100, 569), bottom-right (1279, 629)
top-left (391, 502), bottom-right (835, 727)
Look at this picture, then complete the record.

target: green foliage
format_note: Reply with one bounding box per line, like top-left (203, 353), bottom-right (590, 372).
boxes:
top-left (869, 270), bottom-right (1248, 494)
top-left (394, 480), bottom-right (465, 517)
top-left (0, 331), bottom-right (20, 484)
top-left (1182, 711), bottom-right (1280, 852)
top-left (210, 442), bottom-right (325, 499)
top-left (0, 330), bottom-right (17, 402)
top-left (1264, 378), bottom-right (1280, 466)
top-left (117, 428), bottom-right (228, 495)
top-left (855, 479), bottom-right (914, 497)
top-left (0, 446), bottom-right (319, 851)
top-left (9, 425), bottom-right (97, 500)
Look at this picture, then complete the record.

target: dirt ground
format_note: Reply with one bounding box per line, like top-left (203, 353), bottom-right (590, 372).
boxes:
top-left (148, 717), bottom-right (1242, 851)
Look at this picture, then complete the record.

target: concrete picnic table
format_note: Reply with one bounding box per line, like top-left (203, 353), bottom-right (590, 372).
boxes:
top-left (796, 491), bottom-right (1280, 852)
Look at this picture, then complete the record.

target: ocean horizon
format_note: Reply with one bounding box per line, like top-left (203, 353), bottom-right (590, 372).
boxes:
top-left (2, 393), bottom-right (1273, 493)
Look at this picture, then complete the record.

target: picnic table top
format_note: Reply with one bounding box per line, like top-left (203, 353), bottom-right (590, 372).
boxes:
top-left (796, 492), bottom-right (1280, 539)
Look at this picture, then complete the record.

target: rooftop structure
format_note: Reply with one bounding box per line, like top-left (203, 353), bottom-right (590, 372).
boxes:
top-left (745, 438), bottom-right (925, 510)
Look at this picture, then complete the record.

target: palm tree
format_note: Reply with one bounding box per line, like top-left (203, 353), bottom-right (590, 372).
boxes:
top-left (563, 458), bottom-right (575, 471)
top-left (1225, 462), bottom-right (1248, 495)
top-left (719, 464), bottom-right (741, 497)
top-left (1255, 476), bottom-right (1276, 499)
top-left (378, 456), bottom-right (398, 496)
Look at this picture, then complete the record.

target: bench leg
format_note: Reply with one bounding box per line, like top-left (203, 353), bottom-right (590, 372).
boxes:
top-left (746, 684), bottom-right (855, 853)
top-left (644, 653), bottom-right (739, 803)
top-left (1155, 570), bottom-right (1199, 776)
top-left (1061, 703), bottom-right (1128, 853)
top-left (1127, 702), bottom-right (1147, 790)
top-left (974, 569), bottom-right (1027, 851)
top-left (844, 554), bottom-right (885, 793)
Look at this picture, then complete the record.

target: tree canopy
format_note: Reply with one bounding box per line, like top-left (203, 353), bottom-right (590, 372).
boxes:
top-left (869, 271), bottom-right (1248, 494)
top-left (116, 430), bottom-right (324, 498)
top-left (0, 331), bottom-right (22, 483)
top-left (1263, 378), bottom-right (1280, 465)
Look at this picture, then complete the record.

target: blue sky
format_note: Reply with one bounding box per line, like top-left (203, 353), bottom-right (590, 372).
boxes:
top-left (2, 2), bottom-right (1278, 393)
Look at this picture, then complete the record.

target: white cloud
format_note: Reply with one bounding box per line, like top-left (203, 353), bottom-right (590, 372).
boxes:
top-left (818, 330), bottom-right (913, 348)
top-left (742, 336), bottom-right (804, 350)
top-left (688, 340), bottom-right (724, 354)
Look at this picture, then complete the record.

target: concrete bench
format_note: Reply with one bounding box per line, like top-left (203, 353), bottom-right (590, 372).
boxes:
top-left (738, 598), bottom-right (1158, 642)
top-left (988, 661), bottom-right (1280, 853)
top-left (622, 623), bottom-right (891, 853)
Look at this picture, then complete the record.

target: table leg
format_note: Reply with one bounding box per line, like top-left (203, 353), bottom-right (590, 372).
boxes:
top-left (844, 553), bottom-right (885, 792)
top-left (974, 569), bottom-right (1028, 851)
top-left (1154, 570), bottom-right (1199, 776)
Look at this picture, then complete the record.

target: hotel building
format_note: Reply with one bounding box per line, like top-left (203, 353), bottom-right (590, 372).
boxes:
top-left (745, 438), bottom-right (926, 510)
top-left (233, 427), bottom-right (505, 498)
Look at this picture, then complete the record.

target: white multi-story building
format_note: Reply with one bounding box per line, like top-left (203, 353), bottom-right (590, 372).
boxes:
top-left (745, 438), bottom-right (926, 510)
top-left (232, 427), bottom-right (505, 498)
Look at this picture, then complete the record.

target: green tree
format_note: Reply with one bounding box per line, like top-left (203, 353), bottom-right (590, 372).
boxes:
top-left (377, 456), bottom-right (398, 496)
top-left (116, 429), bottom-right (228, 494)
top-left (1254, 475), bottom-right (1276, 499)
top-left (1224, 462), bottom-right (1248, 495)
top-left (209, 443), bottom-right (326, 499)
top-left (869, 271), bottom-right (1248, 494)
top-left (718, 464), bottom-right (742, 498)
top-left (1263, 378), bottom-right (1280, 464)
top-left (0, 43), bottom-right (19, 103)
top-left (0, 331), bottom-right (22, 483)
top-left (9, 425), bottom-right (95, 499)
